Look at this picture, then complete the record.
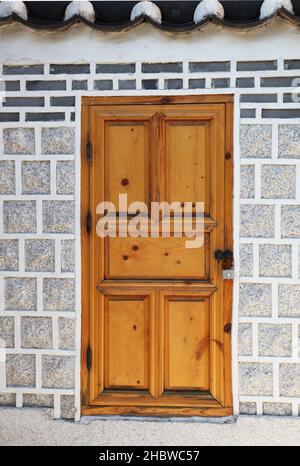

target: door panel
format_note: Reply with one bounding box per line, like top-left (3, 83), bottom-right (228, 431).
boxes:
top-left (106, 235), bottom-right (209, 280)
top-left (105, 120), bottom-right (150, 211)
top-left (82, 96), bottom-right (233, 417)
top-left (164, 121), bottom-right (209, 212)
top-left (163, 295), bottom-right (210, 391)
top-left (104, 295), bottom-right (150, 390)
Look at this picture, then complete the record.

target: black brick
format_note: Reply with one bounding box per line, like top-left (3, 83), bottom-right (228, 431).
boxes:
top-left (118, 80), bottom-right (136, 90)
top-left (72, 80), bottom-right (88, 91)
top-left (50, 96), bottom-right (76, 107)
top-left (50, 64), bottom-right (90, 74)
top-left (240, 109), bottom-right (256, 118)
top-left (3, 65), bottom-right (44, 75)
top-left (261, 77), bottom-right (300, 87)
top-left (189, 79), bottom-right (205, 89)
top-left (165, 79), bottom-right (183, 90)
top-left (142, 62), bottom-right (182, 73)
top-left (142, 80), bottom-right (158, 90)
top-left (262, 109), bottom-right (300, 119)
top-left (26, 81), bottom-right (66, 91)
top-left (0, 113), bottom-right (19, 122)
top-left (3, 97), bottom-right (45, 107)
top-left (189, 61), bottom-right (230, 73)
top-left (212, 78), bottom-right (230, 88)
top-left (237, 61), bottom-right (277, 71)
top-left (236, 78), bottom-right (255, 88)
top-left (96, 63), bottom-right (135, 74)
top-left (71, 113), bottom-right (76, 122)
top-left (93, 80), bottom-right (113, 91)
top-left (240, 94), bottom-right (277, 103)
top-left (283, 93), bottom-right (300, 103)
top-left (5, 81), bottom-right (20, 91)
top-left (25, 113), bottom-right (65, 122)
top-left (284, 60), bottom-right (300, 70)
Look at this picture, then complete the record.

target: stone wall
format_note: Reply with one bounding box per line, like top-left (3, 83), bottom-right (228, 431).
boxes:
top-left (0, 58), bottom-right (300, 418)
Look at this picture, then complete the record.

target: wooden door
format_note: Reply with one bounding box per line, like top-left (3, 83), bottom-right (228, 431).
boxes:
top-left (81, 96), bottom-right (233, 417)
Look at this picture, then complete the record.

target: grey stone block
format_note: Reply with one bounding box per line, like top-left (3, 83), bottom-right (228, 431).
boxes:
top-left (4, 97), bottom-right (44, 107)
top-left (5, 81), bottom-right (20, 92)
top-left (285, 60), bottom-right (300, 70)
top-left (61, 240), bottom-right (75, 273)
top-left (237, 61), bottom-right (277, 71)
top-left (42, 201), bottom-right (74, 234)
top-left (56, 161), bottom-right (75, 195)
top-left (0, 393), bottom-right (16, 406)
top-left (26, 112), bottom-right (65, 122)
top-left (239, 284), bottom-right (272, 317)
top-left (282, 206), bottom-right (300, 238)
top-left (26, 81), bottom-right (66, 91)
top-left (5, 278), bottom-right (37, 312)
top-left (239, 363), bottom-right (273, 396)
top-left (258, 324), bottom-right (292, 357)
top-left (25, 239), bottom-right (55, 272)
top-left (0, 317), bottom-right (14, 348)
top-left (240, 125), bottom-right (272, 158)
top-left (262, 109), bottom-right (300, 119)
top-left (61, 395), bottom-right (76, 420)
top-left (143, 62), bottom-right (182, 73)
top-left (41, 127), bottom-right (75, 155)
top-left (3, 128), bottom-right (35, 155)
top-left (280, 364), bottom-right (300, 397)
top-left (42, 355), bottom-right (75, 389)
top-left (240, 205), bottom-right (274, 238)
top-left (97, 63), bottom-right (135, 74)
top-left (6, 354), bottom-right (36, 388)
top-left (93, 80), bottom-right (113, 91)
top-left (240, 94), bottom-right (277, 103)
top-left (0, 161), bottom-right (15, 195)
top-left (236, 78), bottom-right (255, 88)
top-left (0, 239), bottom-right (18, 271)
top-left (3, 201), bottom-right (36, 233)
top-left (22, 161), bottom-right (50, 195)
top-left (261, 165), bottom-right (296, 199)
top-left (279, 125), bottom-right (300, 158)
top-left (259, 245), bottom-right (292, 278)
top-left (0, 113), bottom-right (19, 122)
top-left (72, 80), bottom-right (87, 90)
top-left (23, 394), bottom-right (54, 408)
top-left (3, 65), bottom-right (44, 75)
top-left (240, 165), bottom-right (255, 199)
top-left (189, 61), bottom-right (230, 72)
top-left (21, 317), bottom-right (52, 349)
top-left (50, 64), bottom-right (90, 74)
top-left (240, 109), bottom-right (256, 119)
top-left (118, 80), bottom-right (136, 90)
top-left (279, 285), bottom-right (300, 317)
top-left (142, 80), bottom-right (158, 90)
top-left (43, 278), bottom-right (75, 312)
top-left (189, 79), bottom-right (205, 89)
top-left (211, 78), bottom-right (230, 88)
top-left (58, 318), bottom-right (76, 351)
top-left (239, 244), bottom-right (253, 277)
top-left (165, 79), bottom-right (183, 90)
top-left (239, 402), bottom-right (257, 415)
top-left (263, 403), bottom-right (292, 416)
top-left (261, 77), bottom-right (299, 87)
top-left (238, 323), bottom-right (252, 356)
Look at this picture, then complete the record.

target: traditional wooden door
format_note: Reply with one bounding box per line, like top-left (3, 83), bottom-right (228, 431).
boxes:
top-left (81, 96), bottom-right (233, 417)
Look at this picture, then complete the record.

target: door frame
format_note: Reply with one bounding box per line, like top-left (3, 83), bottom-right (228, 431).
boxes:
top-left (81, 95), bottom-right (234, 417)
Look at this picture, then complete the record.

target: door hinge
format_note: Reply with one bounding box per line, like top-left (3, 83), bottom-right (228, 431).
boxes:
top-left (87, 345), bottom-right (92, 371)
top-left (86, 210), bottom-right (92, 234)
top-left (86, 138), bottom-right (92, 163)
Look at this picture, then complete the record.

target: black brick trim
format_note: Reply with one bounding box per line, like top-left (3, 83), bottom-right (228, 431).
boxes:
top-left (50, 64), bottom-right (90, 74)
top-left (0, 113), bottom-right (19, 122)
top-left (5, 81), bottom-right (20, 91)
top-left (3, 65), bottom-right (44, 75)
top-left (240, 109), bottom-right (256, 118)
top-left (212, 78), bottom-right (230, 88)
top-left (142, 62), bottom-right (182, 73)
top-left (236, 78), bottom-right (255, 88)
top-left (3, 97), bottom-right (45, 107)
top-left (284, 60), bottom-right (300, 70)
top-left (142, 79), bottom-right (158, 90)
top-left (118, 80), bottom-right (136, 90)
top-left (189, 61), bottom-right (230, 73)
top-left (96, 63), bottom-right (135, 74)
top-left (26, 81), bottom-right (67, 91)
top-left (93, 80), bottom-right (113, 91)
top-left (237, 61), bottom-right (277, 71)
top-left (50, 97), bottom-right (76, 107)
top-left (262, 109), bottom-right (300, 118)
top-left (72, 80), bottom-right (88, 91)
top-left (261, 77), bottom-right (300, 87)
top-left (240, 94), bottom-right (278, 103)
top-left (164, 79), bottom-right (183, 90)
top-left (25, 113), bottom-right (65, 122)
top-left (189, 79), bottom-right (205, 89)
